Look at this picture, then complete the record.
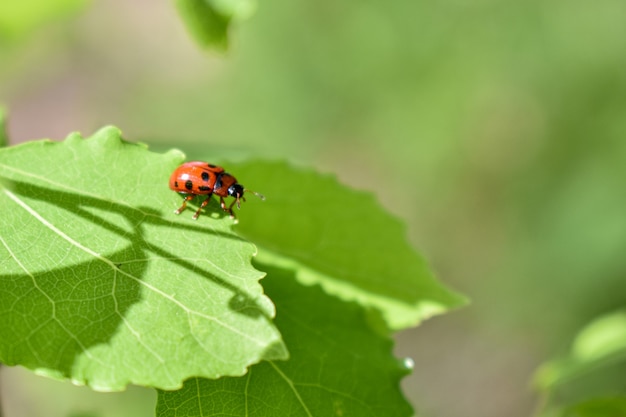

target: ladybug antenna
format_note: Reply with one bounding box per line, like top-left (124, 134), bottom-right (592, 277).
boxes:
top-left (245, 189), bottom-right (265, 201)
top-left (229, 184), bottom-right (265, 210)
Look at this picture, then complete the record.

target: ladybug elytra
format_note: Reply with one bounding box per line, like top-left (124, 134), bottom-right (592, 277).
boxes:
top-left (169, 161), bottom-right (264, 220)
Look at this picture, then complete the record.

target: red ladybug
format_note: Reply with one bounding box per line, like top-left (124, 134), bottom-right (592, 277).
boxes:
top-left (169, 161), bottom-right (264, 220)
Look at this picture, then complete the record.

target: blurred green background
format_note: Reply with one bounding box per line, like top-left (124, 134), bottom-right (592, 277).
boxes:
top-left (1, 0), bottom-right (626, 416)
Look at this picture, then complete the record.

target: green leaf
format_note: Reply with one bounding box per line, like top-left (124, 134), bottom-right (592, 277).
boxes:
top-left (157, 262), bottom-right (413, 417)
top-left (533, 311), bottom-right (626, 416)
top-left (224, 160), bottom-right (467, 330)
top-left (535, 310), bottom-right (626, 390)
top-left (174, 0), bottom-right (256, 51)
top-left (562, 397), bottom-right (626, 417)
top-left (0, 0), bottom-right (87, 41)
top-left (174, 0), bottom-right (229, 50)
top-left (208, 0), bottom-right (256, 21)
top-left (0, 126), bottom-right (287, 391)
top-left (0, 106), bottom-right (7, 147)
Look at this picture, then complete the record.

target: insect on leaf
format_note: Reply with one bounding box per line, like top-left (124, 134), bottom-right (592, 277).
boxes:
top-left (0, 126), bottom-right (287, 391)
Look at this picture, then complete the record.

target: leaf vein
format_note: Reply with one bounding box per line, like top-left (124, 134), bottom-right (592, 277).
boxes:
top-left (0, 163), bottom-right (155, 217)
top-left (268, 361), bottom-right (313, 417)
top-left (0, 235), bottom-right (101, 365)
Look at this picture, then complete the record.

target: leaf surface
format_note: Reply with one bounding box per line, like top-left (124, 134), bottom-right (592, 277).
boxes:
top-left (533, 310), bottom-right (626, 416)
top-left (157, 262), bottom-right (413, 417)
top-left (0, 126), bottom-right (286, 391)
top-left (535, 310), bottom-right (626, 390)
top-left (174, 0), bottom-right (256, 50)
top-left (224, 160), bottom-right (466, 330)
top-left (562, 397), bottom-right (626, 417)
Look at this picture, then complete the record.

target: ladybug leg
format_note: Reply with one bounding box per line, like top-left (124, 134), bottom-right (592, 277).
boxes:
top-left (174, 194), bottom-right (195, 215)
top-left (226, 199), bottom-right (241, 219)
top-left (219, 196), bottom-right (237, 219)
top-left (193, 193), bottom-right (213, 220)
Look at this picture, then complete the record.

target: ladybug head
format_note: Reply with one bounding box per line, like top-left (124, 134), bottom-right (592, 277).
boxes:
top-left (228, 183), bottom-right (244, 198)
top-left (228, 183), bottom-right (265, 210)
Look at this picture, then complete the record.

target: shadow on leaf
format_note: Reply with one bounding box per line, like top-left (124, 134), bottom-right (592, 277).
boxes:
top-left (0, 178), bottom-right (276, 387)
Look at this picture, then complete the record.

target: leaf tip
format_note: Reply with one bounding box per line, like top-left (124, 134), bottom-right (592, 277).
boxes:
top-left (63, 125), bottom-right (123, 144)
top-left (92, 125), bottom-right (125, 145)
top-left (165, 148), bottom-right (187, 164)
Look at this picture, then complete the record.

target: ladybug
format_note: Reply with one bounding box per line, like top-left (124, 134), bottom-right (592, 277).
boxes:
top-left (169, 161), bottom-right (264, 220)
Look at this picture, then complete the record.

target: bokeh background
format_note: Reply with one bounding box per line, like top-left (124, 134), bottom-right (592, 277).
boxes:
top-left (2, 0), bottom-right (626, 416)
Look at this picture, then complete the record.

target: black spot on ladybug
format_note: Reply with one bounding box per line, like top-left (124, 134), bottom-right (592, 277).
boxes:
top-left (174, 181), bottom-right (179, 188)
top-left (198, 186), bottom-right (211, 192)
top-left (185, 180), bottom-right (193, 191)
top-left (201, 172), bottom-right (209, 181)
top-left (208, 164), bottom-right (217, 168)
